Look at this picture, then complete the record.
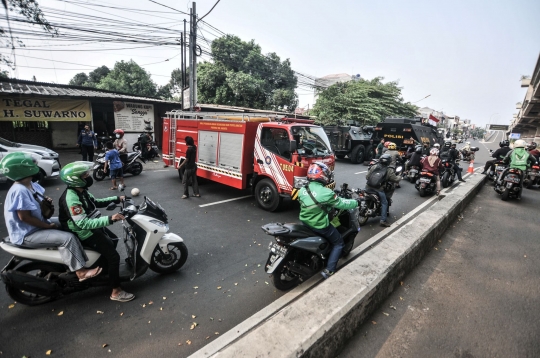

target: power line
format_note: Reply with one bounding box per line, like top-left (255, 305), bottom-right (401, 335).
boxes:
top-left (197, 0), bottom-right (221, 24)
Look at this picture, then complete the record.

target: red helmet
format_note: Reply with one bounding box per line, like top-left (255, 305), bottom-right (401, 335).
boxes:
top-left (307, 162), bottom-right (333, 185)
top-left (113, 129), bottom-right (124, 137)
top-left (384, 141), bottom-right (391, 148)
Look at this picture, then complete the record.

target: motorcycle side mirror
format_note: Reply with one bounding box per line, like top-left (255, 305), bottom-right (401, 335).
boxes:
top-left (106, 202), bottom-right (117, 211)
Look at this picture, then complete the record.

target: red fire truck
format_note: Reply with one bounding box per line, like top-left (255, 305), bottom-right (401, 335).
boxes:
top-left (162, 110), bottom-right (335, 211)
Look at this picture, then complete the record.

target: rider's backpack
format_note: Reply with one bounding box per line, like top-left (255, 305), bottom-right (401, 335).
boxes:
top-left (439, 150), bottom-right (450, 160)
top-left (366, 165), bottom-right (388, 188)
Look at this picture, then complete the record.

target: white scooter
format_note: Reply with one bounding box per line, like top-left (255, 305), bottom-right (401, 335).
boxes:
top-left (0, 186), bottom-right (188, 305)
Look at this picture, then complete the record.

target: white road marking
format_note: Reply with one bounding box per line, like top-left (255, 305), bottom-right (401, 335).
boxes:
top-left (199, 195), bottom-right (252, 207)
top-left (153, 169), bottom-right (170, 172)
top-left (354, 170), bottom-right (367, 175)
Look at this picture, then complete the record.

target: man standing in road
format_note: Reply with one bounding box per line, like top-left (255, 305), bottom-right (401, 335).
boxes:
top-left (449, 143), bottom-right (466, 182)
top-left (77, 124), bottom-right (97, 162)
top-left (365, 154), bottom-right (401, 227)
top-left (376, 138), bottom-right (385, 159)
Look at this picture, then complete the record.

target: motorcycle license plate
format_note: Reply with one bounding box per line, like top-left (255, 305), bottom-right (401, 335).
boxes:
top-left (268, 242), bottom-right (288, 257)
top-left (420, 178), bottom-right (431, 183)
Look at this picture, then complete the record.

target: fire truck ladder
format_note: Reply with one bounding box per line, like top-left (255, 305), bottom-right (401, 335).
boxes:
top-left (168, 114), bottom-right (177, 167)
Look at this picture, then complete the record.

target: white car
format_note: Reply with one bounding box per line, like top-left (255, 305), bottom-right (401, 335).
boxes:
top-left (0, 137), bottom-right (61, 184)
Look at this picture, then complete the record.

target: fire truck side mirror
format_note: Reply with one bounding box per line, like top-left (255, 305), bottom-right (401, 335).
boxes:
top-left (290, 140), bottom-right (298, 152)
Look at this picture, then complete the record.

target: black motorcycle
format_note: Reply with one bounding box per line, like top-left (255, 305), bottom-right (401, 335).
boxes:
top-left (441, 159), bottom-right (457, 188)
top-left (494, 168), bottom-right (523, 201)
top-left (93, 150), bottom-right (145, 181)
top-left (133, 133), bottom-right (160, 160)
top-left (263, 183), bottom-right (361, 291)
top-left (524, 162), bottom-right (540, 189)
top-left (415, 170), bottom-right (437, 197)
top-left (405, 163), bottom-right (421, 183)
top-left (356, 182), bottom-right (394, 225)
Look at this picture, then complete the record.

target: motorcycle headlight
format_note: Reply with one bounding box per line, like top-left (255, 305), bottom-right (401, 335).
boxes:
top-left (149, 219), bottom-right (169, 231)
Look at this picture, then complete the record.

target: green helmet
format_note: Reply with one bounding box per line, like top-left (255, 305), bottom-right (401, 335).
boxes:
top-left (0, 152), bottom-right (40, 181)
top-left (60, 161), bottom-right (93, 187)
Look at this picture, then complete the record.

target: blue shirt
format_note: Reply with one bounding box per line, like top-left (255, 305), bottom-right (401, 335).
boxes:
top-left (105, 149), bottom-right (123, 170)
top-left (4, 182), bottom-right (46, 245)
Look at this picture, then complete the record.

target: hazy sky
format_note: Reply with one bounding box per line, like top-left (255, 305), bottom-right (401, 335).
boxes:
top-left (3, 0), bottom-right (539, 126)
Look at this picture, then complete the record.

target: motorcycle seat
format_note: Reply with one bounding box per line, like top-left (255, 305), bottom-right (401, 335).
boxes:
top-left (261, 223), bottom-right (315, 238)
top-left (1, 237), bottom-right (37, 249)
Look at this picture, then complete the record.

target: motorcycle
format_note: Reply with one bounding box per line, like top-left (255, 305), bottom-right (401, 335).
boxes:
top-left (356, 181), bottom-right (395, 226)
top-left (406, 164), bottom-right (421, 183)
top-left (415, 171), bottom-right (437, 197)
top-left (133, 133), bottom-right (160, 160)
top-left (461, 147), bottom-right (479, 162)
top-left (524, 162), bottom-right (540, 189)
top-left (441, 159), bottom-right (457, 188)
top-left (96, 134), bottom-right (114, 151)
top-left (263, 183), bottom-right (361, 291)
top-left (0, 186), bottom-right (188, 305)
top-left (93, 150), bottom-right (145, 181)
top-left (494, 168), bottom-right (523, 201)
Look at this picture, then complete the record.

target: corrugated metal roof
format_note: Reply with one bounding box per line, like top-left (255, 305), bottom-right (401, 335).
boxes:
top-left (0, 79), bottom-right (180, 105)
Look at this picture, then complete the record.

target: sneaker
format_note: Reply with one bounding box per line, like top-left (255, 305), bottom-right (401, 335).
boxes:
top-left (181, 195), bottom-right (188, 199)
top-left (480, 171), bottom-right (487, 175)
top-left (110, 291), bottom-right (135, 302)
top-left (380, 221), bottom-right (391, 227)
top-left (459, 179), bottom-right (466, 182)
top-left (321, 269), bottom-right (335, 279)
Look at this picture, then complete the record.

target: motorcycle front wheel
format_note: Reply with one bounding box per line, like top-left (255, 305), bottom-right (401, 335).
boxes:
top-left (93, 168), bottom-right (106, 181)
top-left (442, 172), bottom-right (450, 188)
top-left (149, 242), bottom-right (188, 274)
top-left (6, 262), bottom-right (60, 306)
top-left (501, 188), bottom-right (511, 201)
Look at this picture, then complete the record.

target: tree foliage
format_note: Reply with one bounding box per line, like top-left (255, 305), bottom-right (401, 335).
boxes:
top-left (68, 66), bottom-right (110, 87)
top-left (68, 72), bottom-right (88, 86)
top-left (97, 60), bottom-right (157, 97)
top-left (1, 0), bottom-right (57, 68)
top-left (197, 35), bottom-right (297, 111)
top-left (156, 68), bottom-right (183, 100)
top-left (311, 77), bottom-right (418, 126)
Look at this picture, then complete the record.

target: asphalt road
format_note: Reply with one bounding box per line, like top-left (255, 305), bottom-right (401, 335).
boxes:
top-left (0, 138), bottom-right (491, 357)
top-left (339, 131), bottom-right (540, 357)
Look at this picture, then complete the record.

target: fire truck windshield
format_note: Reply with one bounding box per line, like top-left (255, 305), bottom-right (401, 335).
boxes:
top-left (292, 126), bottom-right (332, 157)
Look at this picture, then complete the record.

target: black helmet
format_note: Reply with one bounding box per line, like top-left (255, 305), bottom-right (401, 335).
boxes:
top-left (378, 154), bottom-right (392, 166)
top-left (444, 141), bottom-right (452, 148)
top-left (415, 145), bottom-right (423, 154)
top-left (501, 139), bottom-right (509, 147)
top-left (529, 142), bottom-right (537, 150)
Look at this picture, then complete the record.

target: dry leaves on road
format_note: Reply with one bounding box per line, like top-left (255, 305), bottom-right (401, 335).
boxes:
top-left (102, 344), bottom-right (108, 348)
top-left (96, 310), bottom-right (104, 314)
top-left (8, 304), bottom-right (15, 309)
top-left (57, 311), bottom-right (63, 316)
top-left (46, 350), bottom-right (52, 355)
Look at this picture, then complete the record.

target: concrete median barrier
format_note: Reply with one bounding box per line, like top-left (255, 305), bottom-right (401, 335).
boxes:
top-left (191, 173), bottom-right (487, 358)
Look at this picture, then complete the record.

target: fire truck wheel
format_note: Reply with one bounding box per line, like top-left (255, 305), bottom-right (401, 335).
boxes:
top-left (350, 144), bottom-right (366, 164)
top-left (255, 178), bottom-right (281, 212)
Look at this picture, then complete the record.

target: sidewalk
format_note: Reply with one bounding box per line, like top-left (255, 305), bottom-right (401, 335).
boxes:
top-left (338, 185), bottom-right (540, 357)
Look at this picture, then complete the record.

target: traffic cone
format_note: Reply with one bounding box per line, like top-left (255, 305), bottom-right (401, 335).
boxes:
top-left (467, 160), bottom-right (474, 174)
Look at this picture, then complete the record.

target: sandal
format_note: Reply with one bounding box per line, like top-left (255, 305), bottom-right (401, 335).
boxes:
top-left (193, 194), bottom-right (200, 197)
top-left (110, 291), bottom-right (135, 302)
top-left (79, 266), bottom-right (102, 282)
top-left (436, 190), bottom-right (440, 196)
top-left (110, 187), bottom-right (118, 190)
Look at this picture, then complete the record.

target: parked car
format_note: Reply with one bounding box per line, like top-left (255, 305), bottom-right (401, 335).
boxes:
top-left (0, 137), bottom-right (61, 184)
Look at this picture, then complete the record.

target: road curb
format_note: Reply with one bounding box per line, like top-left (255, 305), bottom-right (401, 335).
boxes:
top-left (191, 173), bottom-right (487, 358)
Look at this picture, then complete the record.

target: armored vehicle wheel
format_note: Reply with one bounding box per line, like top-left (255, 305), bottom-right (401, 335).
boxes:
top-left (350, 144), bottom-right (366, 164)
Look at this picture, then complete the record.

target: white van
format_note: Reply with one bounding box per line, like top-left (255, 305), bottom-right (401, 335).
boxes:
top-left (0, 137), bottom-right (61, 184)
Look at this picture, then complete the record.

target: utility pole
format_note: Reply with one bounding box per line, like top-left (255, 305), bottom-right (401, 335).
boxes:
top-left (189, 2), bottom-right (197, 111)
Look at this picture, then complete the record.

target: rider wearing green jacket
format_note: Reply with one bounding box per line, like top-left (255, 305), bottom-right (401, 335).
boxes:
top-left (298, 162), bottom-right (358, 279)
top-left (58, 161), bottom-right (135, 302)
top-left (500, 139), bottom-right (537, 198)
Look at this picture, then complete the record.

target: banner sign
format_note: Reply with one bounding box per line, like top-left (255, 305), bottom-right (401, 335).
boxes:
top-left (488, 124), bottom-right (509, 131)
top-left (113, 101), bottom-right (154, 131)
top-left (0, 97), bottom-right (91, 121)
top-left (509, 133), bottom-right (521, 139)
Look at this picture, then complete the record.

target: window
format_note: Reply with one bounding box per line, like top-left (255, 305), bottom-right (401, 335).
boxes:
top-left (260, 127), bottom-right (291, 161)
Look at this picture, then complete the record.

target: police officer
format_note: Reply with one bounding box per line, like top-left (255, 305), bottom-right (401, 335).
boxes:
top-left (77, 124), bottom-right (97, 162)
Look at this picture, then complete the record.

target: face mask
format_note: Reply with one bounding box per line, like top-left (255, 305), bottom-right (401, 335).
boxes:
top-left (83, 176), bottom-right (93, 189)
top-left (115, 134), bottom-right (121, 139)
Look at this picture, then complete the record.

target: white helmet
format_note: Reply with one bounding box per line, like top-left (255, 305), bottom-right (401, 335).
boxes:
top-left (514, 139), bottom-right (527, 148)
top-left (430, 148), bottom-right (439, 156)
top-left (466, 141), bottom-right (470, 145)
top-left (434, 143), bottom-right (440, 148)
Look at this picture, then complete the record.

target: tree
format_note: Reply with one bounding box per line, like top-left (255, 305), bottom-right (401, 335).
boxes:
top-left (156, 68), bottom-right (183, 100)
top-left (197, 35), bottom-right (298, 111)
top-left (97, 60), bottom-right (157, 97)
top-left (87, 66), bottom-right (110, 86)
top-left (69, 72), bottom-right (89, 86)
top-left (1, 0), bottom-right (57, 68)
top-left (310, 77), bottom-right (418, 126)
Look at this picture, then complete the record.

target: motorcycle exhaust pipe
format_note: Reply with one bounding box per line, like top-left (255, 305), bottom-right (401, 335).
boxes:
top-left (287, 261), bottom-right (315, 277)
top-left (1, 270), bottom-right (60, 297)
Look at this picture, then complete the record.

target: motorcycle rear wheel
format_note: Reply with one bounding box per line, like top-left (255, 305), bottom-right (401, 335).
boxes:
top-left (341, 236), bottom-right (355, 257)
top-left (271, 261), bottom-right (300, 291)
top-left (442, 172), bottom-right (450, 188)
top-left (358, 215), bottom-right (369, 226)
top-left (419, 188), bottom-right (427, 197)
top-left (501, 189), bottom-right (510, 201)
top-left (6, 262), bottom-right (60, 306)
top-left (130, 162), bottom-right (143, 176)
top-left (149, 242), bottom-right (188, 274)
top-left (93, 168), bottom-right (106, 181)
